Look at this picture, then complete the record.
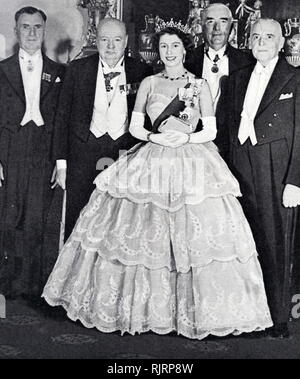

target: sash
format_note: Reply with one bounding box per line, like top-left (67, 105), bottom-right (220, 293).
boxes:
top-left (152, 83), bottom-right (191, 133)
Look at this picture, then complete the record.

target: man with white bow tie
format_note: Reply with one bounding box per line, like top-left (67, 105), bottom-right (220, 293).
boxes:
top-left (53, 18), bottom-right (151, 240)
top-left (227, 18), bottom-right (300, 338)
top-left (0, 7), bottom-right (65, 302)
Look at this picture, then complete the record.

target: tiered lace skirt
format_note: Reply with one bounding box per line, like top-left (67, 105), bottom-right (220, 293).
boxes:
top-left (42, 142), bottom-right (273, 339)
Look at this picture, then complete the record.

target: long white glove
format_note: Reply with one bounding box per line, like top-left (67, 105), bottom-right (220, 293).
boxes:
top-left (129, 111), bottom-right (186, 147)
top-left (189, 116), bottom-right (217, 144)
top-left (129, 112), bottom-right (217, 146)
top-left (129, 111), bottom-right (147, 141)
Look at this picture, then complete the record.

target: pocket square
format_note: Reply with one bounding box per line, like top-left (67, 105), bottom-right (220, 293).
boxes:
top-left (55, 77), bottom-right (61, 83)
top-left (279, 93), bottom-right (293, 100)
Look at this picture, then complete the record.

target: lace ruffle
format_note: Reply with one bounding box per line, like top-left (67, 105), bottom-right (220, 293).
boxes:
top-left (43, 253), bottom-right (273, 340)
top-left (70, 191), bottom-right (257, 272)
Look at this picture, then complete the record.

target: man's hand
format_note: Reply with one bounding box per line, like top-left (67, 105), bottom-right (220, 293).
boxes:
top-left (51, 165), bottom-right (66, 190)
top-left (282, 184), bottom-right (300, 208)
top-left (0, 162), bottom-right (4, 187)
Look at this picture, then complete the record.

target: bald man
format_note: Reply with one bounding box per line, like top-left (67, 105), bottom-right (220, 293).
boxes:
top-left (53, 18), bottom-right (152, 240)
top-left (186, 3), bottom-right (254, 159)
top-left (227, 18), bottom-right (300, 338)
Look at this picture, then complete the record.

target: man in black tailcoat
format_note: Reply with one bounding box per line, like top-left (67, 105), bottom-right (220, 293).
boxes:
top-left (0, 7), bottom-right (65, 300)
top-left (53, 18), bottom-right (152, 240)
top-left (186, 3), bottom-right (254, 159)
top-left (227, 18), bottom-right (300, 338)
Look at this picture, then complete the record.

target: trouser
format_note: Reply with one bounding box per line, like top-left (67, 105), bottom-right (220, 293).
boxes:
top-left (230, 139), bottom-right (297, 325)
top-left (65, 132), bottom-right (138, 241)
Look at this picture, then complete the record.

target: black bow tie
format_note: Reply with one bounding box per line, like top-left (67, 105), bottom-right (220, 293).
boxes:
top-left (104, 72), bottom-right (121, 92)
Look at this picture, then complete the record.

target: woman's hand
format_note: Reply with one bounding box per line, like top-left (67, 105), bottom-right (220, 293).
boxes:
top-left (150, 131), bottom-right (189, 148)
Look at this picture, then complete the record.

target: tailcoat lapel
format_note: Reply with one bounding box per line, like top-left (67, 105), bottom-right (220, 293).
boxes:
top-left (0, 53), bottom-right (25, 102)
top-left (228, 46), bottom-right (241, 74)
top-left (80, 53), bottom-right (99, 121)
top-left (40, 55), bottom-right (61, 102)
top-left (256, 58), bottom-right (295, 117)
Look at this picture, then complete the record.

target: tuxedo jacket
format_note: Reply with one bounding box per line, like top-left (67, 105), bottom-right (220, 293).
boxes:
top-left (227, 57), bottom-right (300, 187)
top-left (185, 44), bottom-right (254, 157)
top-left (0, 53), bottom-right (65, 161)
top-left (52, 54), bottom-right (152, 161)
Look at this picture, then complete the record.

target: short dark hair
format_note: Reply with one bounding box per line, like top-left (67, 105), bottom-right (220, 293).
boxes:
top-left (152, 27), bottom-right (194, 54)
top-left (15, 6), bottom-right (47, 23)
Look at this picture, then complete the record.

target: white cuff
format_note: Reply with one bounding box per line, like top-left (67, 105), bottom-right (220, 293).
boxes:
top-left (56, 159), bottom-right (67, 170)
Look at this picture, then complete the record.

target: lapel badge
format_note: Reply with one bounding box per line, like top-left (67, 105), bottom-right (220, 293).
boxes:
top-left (42, 73), bottom-right (52, 82)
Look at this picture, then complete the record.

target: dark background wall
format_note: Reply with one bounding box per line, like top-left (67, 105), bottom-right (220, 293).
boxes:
top-left (128, 0), bottom-right (300, 29)
top-left (263, 0), bottom-right (300, 20)
top-left (124, 0), bottom-right (300, 54)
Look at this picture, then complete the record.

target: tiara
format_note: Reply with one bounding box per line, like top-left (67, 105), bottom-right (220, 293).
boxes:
top-left (155, 18), bottom-right (191, 34)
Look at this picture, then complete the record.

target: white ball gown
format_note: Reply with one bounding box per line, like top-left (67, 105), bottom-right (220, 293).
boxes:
top-left (42, 76), bottom-right (273, 339)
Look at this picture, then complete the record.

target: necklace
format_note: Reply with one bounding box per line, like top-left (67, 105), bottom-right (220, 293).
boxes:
top-left (161, 70), bottom-right (188, 81)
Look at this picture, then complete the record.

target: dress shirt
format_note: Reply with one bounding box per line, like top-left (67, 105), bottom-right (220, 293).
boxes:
top-left (100, 58), bottom-right (124, 105)
top-left (238, 56), bottom-right (279, 145)
top-left (19, 48), bottom-right (44, 126)
top-left (202, 45), bottom-right (229, 112)
top-left (90, 56), bottom-right (128, 139)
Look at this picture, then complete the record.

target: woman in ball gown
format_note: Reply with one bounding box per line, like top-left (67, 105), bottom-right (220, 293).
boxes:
top-left (42, 26), bottom-right (273, 339)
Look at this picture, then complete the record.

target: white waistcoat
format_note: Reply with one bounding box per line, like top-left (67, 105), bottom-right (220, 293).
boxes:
top-left (19, 49), bottom-right (44, 127)
top-left (90, 58), bottom-right (128, 140)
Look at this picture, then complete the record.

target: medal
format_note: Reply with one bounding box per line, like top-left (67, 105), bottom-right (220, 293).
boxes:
top-left (103, 71), bottom-right (121, 92)
top-left (211, 64), bottom-right (219, 73)
top-left (205, 50), bottom-right (221, 74)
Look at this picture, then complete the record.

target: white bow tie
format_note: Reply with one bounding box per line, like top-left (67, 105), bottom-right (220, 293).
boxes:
top-left (254, 64), bottom-right (271, 76)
